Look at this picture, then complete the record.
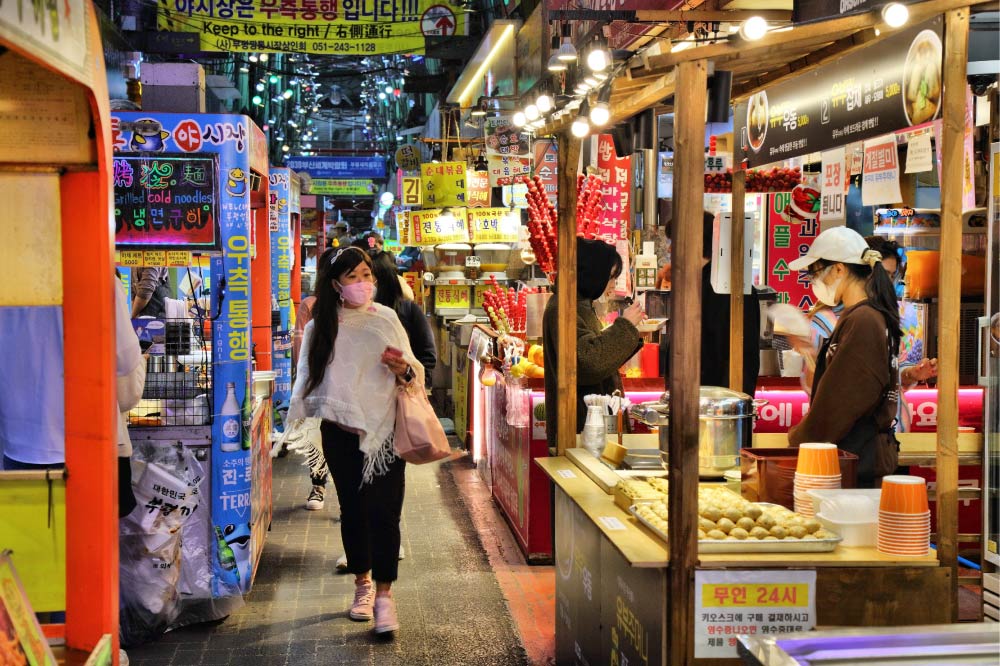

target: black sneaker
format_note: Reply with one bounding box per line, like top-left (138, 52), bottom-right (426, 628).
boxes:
top-left (306, 485), bottom-right (325, 511)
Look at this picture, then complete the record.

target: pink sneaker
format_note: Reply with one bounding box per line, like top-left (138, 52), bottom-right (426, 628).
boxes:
top-left (349, 579), bottom-right (375, 621)
top-left (373, 594), bottom-right (399, 634)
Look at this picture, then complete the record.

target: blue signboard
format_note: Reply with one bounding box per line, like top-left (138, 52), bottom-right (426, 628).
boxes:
top-left (113, 111), bottom-right (259, 596)
top-left (285, 155), bottom-right (386, 180)
top-left (269, 168), bottom-right (293, 427)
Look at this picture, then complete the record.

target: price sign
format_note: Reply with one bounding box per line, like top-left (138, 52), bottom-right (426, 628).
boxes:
top-left (118, 250), bottom-right (143, 267)
top-left (421, 162), bottom-right (467, 207)
top-left (820, 147), bottom-right (847, 226)
top-left (166, 250), bottom-right (192, 267)
top-left (410, 208), bottom-right (470, 245)
top-left (435, 285), bottom-right (471, 310)
top-left (468, 207), bottom-right (520, 243)
top-left (465, 256), bottom-right (482, 267)
top-left (402, 176), bottom-right (422, 206)
top-left (142, 250), bottom-right (167, 266)
top-left (695, 570), bottom-right (817, 658)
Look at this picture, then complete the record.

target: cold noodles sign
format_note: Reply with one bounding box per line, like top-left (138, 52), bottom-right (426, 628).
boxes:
top-left (114, 154), bottom-right (221, 249)
top-left (735, 17), bottom-right (943, 168)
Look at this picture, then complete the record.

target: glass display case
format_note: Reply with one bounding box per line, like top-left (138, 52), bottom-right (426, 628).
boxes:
top-left (983, 143), bottom-right (999, 621)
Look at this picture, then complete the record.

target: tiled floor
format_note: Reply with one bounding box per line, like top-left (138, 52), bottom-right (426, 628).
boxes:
top-left (125, 450), bottom-right (537, 666)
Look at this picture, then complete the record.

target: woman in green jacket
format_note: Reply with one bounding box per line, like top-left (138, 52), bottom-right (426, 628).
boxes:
top-left (543, 239), bottom-right (646, 451)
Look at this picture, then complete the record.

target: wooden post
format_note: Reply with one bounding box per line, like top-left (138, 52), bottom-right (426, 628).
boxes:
top-left (729, 169), bottom-right (747, 392)
top-left (668, 59), bottom-right (708, 666)
top-left (936, 6), bottom-right (970, 622)
top-left (556, 133), bottom-right (581, 455)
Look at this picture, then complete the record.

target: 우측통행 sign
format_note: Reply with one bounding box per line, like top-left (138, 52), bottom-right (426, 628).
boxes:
top-left (114, 154), bottom-right (221, 249)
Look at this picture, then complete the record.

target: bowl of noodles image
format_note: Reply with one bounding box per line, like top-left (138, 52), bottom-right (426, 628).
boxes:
top-left (746, 92), bottom-right (768, 153)
top-left (902, 30), bottom-right (943, 127)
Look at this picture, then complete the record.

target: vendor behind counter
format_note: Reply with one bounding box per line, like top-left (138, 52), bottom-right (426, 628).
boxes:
top-left (543, 239), bottom-right (645, 451)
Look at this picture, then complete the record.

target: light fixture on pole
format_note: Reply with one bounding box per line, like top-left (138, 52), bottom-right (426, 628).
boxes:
top-left (571, 101), bottom-right (591, 138)
top-left (881, 3), bottom-right (909, 28)
top-left (557, 24), bottom-right (578, 62)
top-left (739, 16), bottom-right (769, 41)
top-left (589, 85), bottom-right (612, 127)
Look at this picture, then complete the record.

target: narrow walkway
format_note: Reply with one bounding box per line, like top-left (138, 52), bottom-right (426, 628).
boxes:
top-left (127, 452), bottom-right (532, 666)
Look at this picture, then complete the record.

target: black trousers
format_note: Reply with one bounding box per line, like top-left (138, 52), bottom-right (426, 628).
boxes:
top-left (321, 421), bottom-right (406, 583)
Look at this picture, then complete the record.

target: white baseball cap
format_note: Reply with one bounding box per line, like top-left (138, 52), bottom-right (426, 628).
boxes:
top-left (788, 226), bottom-right (871, 272)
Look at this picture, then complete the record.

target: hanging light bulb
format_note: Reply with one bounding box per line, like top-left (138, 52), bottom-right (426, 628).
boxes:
top-left (255, 82), bottom-right (265, 91)
top-left (557, 24), bottom-right (577, 62)
top-left (281, 144), bottom-right (289, 152)
top-left (536, 92), bottom-right (553, 113)
top-left (248, 54), bottom-right (258, 63)
top-left (547, 53), bottom-right (568, 72)
top-left (881, 3), bottom-right (909, 28)
top-left (586, 38), bottom-right (610, 72)
top-left (571, 101), bottom-right (591, 138)
top-left (384, 85), bottom-right (393, 94)
top-left (251, 95), bottom-right (263, 105)
top-left (283, 89), bottom-right (294, 99)
top-left (739, 16), bottom-right (768, 41)
top-left (378, 91), bottom-right (387, 100)
top-left (525, 104), bottom-right (540, 121)
top-left (259, 53), bottom-right (269, 62)
top-left (589, 85), bottom-right (612, 126)
top-left (512, 111), bottom-right (527, 127)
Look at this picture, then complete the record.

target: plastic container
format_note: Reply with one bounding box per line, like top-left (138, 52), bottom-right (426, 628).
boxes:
top-left (806, 489), bottom-right (881, 517)
top-left (740, 448), bottom-right (859, 510)
top-left (816, 512), bottom-right (877, 547)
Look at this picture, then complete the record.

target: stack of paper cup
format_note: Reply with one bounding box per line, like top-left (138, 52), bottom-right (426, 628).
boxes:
top-left (877, 475), bottom-right (930, 556)
top-left (793, 443), bottom-right (842, 517)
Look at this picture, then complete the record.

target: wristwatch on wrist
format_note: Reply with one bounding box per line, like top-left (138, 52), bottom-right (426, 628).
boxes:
top-left (402, 366), bottom-right (415, 383)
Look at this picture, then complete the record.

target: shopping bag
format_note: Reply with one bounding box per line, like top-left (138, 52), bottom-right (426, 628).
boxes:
top-left (394, 384), bottom-right (451, 464)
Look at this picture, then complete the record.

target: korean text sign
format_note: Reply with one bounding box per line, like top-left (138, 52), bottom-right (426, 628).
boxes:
top-left (468, 207), bottom-right (520, 243)
top-left (421, 162), bottom-right (467, 207)
top-left (596, 134), bottom-right (632, 241)
top-left (695, 569), bottom-right (817, 658)
top-left (114, 154), bottom-right (220, 249)
top-left (157, 0), bottom-right (466, 55)
top-left (765, 192), bottom-right (819, 311)
top-left (269, 169), bottom-right (293, 411)
top-left (410, 207), bottom-right (469, 245)
top-left (285, 155), bottom-right (385, 180)
top-left (735, 17), bottom-right (943, 167)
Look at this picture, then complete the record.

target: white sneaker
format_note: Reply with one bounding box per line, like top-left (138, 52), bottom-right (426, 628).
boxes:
top-left (336, 554), bottom-right (348, 571)
top-left (398, 545), bottom-right (405, 560)
top-left (305, 485), bottom-right (325, 511)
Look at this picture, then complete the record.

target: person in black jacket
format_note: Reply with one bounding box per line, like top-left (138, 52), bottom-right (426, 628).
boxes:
top-left (371, 252), bottom-right (436, 377)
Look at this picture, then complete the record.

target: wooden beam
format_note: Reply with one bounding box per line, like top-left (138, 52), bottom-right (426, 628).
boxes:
top-left (634, 9), bottom-right (793, 22)
top-left (729, 169), bottom-right (746, 393)
top-left (668, 58), bottom-right (708, 666)
top-left (629, 0), bottom-right (979, 79)
top-left (936, 5), bottom-right (970, 623)
top-left (732, 29), bottom-right (878, 101)
top-left (555, 133), bottom-right (581, 456)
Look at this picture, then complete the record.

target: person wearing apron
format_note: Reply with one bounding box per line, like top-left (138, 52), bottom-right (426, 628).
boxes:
top-left (130, 267), bottom-right (170, 319)
top-left (786, 228), bottom-right (902, 488)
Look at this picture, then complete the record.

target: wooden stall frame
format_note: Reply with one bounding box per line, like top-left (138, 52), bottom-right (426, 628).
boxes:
top-left (1, 2), bottom-right (120, 659)
top-left (542, 1), bottom-right (977, 662)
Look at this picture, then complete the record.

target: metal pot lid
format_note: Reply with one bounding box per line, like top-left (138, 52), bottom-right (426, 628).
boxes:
top-left (652, 386), bottom-right (755, 417)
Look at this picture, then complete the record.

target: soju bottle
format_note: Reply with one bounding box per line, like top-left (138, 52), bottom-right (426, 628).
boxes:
top-left (214, 526), bottom-right (240, 581)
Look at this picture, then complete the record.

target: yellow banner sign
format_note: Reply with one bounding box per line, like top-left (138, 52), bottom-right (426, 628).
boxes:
top-left (157, 0), bottom-right (467, 55)
top-left (118, 250), bottom-right (144, 267)
top-left (166, 250), bottom-right (193, 266)
top-left (421, 162), bottom-right (467, 207)
top-left (142, 250), bottom-right (167, 266)
top-left (410, 207), bottom-right (469, 245)
top-left (468, 207), bottom-right (520, 243)
top-left (397, 210), bottom-right (411, 246)
top-left (701, 583), bottom-right (811, 608)
top-left (473, 285), bottom-right (489, 309)
top-left (310, 179), bottom-right (375, 196)
top-left (435, 285), bottom-right (470, 310)
top-left (402, 176), bottom-right (422, 206)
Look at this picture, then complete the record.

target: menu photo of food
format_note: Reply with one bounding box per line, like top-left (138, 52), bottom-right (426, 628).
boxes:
top-left (746, 91), bottom-right (769, 153)
top-left (902, 29), bottom-right (943, 126)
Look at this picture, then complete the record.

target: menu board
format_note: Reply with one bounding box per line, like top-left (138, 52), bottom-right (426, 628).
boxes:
top-left (114, 154), bottom-right (220, 249)
top-left (735, 17), bottom-right (943, 167)
top-left (421, 162), bottom-right (467, 207)
top-left (468, 207), bottom-right (520, 243)
top-left (486, 116), bottom-right (531, 186)
top-left (410, 207), bottom-right (470, 245)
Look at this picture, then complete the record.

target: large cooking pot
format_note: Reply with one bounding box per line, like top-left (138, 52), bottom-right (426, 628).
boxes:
top-left (629, 386), bottom-right (762, 478)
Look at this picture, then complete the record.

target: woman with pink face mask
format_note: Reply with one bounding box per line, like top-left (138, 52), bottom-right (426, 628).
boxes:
top-left (288, 246), bottom-right (423, 636)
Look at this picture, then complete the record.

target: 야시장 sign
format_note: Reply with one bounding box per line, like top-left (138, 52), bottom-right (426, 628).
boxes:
top-left (115, 154), bottom-right (221, 249)
top-left (695, 569), bottom-right (817, 658)
top-left (765, 192), bottom-right (819, 310)
top-left (157, 0), bottom-right (467, 55)
top-left (735, 17), bottom-right (943, 168)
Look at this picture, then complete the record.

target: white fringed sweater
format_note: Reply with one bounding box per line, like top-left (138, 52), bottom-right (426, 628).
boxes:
top-left (288, 302), bottom-right (423, 482)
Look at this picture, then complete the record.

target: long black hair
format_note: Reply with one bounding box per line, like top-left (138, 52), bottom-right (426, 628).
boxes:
top-left (303, 246), bottom-right (373, 396)
top-left (371, 251), bottom-right (404, 312)
top-left (577, 238), bottom-right (623, 301)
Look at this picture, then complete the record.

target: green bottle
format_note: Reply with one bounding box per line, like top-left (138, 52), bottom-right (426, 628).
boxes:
top-left (215, 526), bottom-right (240, 581)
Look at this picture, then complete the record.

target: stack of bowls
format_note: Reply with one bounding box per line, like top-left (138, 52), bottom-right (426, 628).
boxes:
top-left (877, 475), bottom-right (930, 556)
top-left (793, 443), bottom-right (842, 517)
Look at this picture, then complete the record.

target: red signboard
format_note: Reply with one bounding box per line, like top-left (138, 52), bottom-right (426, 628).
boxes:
top-left (533, 139), bottom-right (558, 207)
top-left (595, 134), bottom-right (632, 242)
top-left (764, 192), bottom-right (818, 310)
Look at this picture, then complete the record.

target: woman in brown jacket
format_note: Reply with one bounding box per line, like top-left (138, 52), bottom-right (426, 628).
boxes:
top-left (787, 228), bottom-right (901, 487)
top-left (543, 239), bottom-right (646, 451)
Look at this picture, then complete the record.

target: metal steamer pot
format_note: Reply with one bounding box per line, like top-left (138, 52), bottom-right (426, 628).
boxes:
top-left (629, 386), bottom-right (764, 478)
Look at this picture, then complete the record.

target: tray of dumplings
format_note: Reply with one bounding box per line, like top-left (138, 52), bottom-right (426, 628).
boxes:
top-left (629, 486), bottom-right (841, 553)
